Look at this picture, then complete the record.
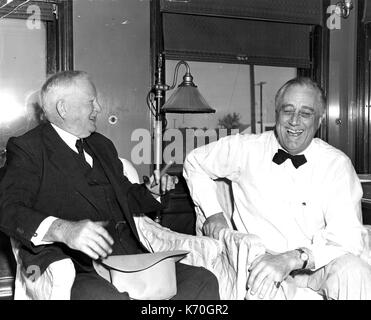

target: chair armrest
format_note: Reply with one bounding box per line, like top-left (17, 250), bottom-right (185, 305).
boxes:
top-left (360, 225), bottom-right (371, 265)
top-left (10, 238), bottom-right (75, 300)
top-left (216, 228), bottom-right (265, 299)
top-left (135, 215), bottom-right (266, 299)
top-left (135, 215), bottom-right (221, 266)
top-left (18, 258), bottom-right (75, 300)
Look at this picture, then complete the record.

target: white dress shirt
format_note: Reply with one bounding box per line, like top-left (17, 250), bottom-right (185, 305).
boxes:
top-left (31, 124), bottom-right (92, 246)
top-left (183, 130), bottom-right (367, 269)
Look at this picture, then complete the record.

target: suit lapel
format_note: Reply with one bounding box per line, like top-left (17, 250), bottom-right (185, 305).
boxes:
top-left (85, 136), bottom-right (141, 241)
top-left (42, 124), bottom-right (104, 218)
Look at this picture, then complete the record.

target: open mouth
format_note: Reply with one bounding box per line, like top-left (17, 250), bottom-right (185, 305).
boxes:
top-left (287, 128), bottom-right (304, 137)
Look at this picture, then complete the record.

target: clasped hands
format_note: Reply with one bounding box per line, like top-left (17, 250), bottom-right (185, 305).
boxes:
top-left (247, 252), bottom-right (296, 300)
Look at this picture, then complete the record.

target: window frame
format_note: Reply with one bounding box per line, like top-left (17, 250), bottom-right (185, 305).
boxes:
top-left (0, 0), bottom-right (73, 159)
top-left (0, 0), bottom-right (73, 74)
top-left (150, 0), bottom-right (330, 140)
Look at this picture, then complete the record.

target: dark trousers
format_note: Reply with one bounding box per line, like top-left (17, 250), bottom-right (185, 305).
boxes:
top-left (71, 262), bottom-right (220, 300)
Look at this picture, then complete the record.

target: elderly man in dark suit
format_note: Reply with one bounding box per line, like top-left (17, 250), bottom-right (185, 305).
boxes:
top-left (0, 70), bottom-right (219, 300)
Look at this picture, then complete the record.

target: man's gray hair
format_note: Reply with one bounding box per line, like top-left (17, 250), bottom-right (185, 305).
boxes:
top-left (40, 70), bottom-right (90, 115)
top-left (275, 77), bottom-right (326, 114)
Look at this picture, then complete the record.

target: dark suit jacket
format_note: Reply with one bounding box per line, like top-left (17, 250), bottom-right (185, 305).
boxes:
top-left (0, 123), bottom-right (162, 274)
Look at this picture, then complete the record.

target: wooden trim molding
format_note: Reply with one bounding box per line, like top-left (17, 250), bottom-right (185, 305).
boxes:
top-left (355, 0), bottom-right (370, 173)
top-left (56, 0), bottom-right (73, 71)
top-left (314, 0), bottom-right (330, 142)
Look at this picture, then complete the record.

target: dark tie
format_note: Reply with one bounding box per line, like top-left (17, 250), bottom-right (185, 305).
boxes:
top-left (272, 149), bottom-right (307, 169)
top-left (75, 139), bottom-right (86, 162)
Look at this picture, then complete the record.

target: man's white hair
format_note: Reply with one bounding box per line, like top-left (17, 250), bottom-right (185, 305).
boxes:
top-left (40, 70), bottom-right (90, 123)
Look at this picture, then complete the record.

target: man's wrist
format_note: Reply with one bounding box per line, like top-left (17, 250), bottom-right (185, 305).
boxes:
top-left (284, 250), bottom-right (302, 271)
top-left (291, 247), bottom-right (314, 270)
top-left (43, 218), bottom-right (69, 244)
top-left (32, 216), bottom-right (58, 246)
top-left (295, 248), bottom-right (309, 269)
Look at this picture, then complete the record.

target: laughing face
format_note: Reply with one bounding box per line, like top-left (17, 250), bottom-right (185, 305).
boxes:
top-left (275, 84), bottom-right (324, 155)
top-left (63, 78), bottom-right (102, 138)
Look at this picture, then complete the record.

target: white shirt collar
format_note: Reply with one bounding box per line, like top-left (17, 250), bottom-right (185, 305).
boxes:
top-left (51, 123), bottom-right (79, 153)
top-left (272, 130), bottom-right (314, 159)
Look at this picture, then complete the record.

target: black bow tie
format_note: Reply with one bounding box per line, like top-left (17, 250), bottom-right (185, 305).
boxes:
top-left (272, 149), bottom-right (307, 169)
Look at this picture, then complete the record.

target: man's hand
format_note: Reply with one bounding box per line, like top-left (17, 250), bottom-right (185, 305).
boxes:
top-left (247, 251), bottom-right (298, 300)
top-left (44, 219), bottom-right (114, 260)
top-left (144, 170), bottom-right (179, 196)
top-left (202, 212), bottom-right (229, 239)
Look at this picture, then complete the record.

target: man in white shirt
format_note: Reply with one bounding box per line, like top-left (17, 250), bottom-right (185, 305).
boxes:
top-left (0, 70), bottom-right (219, 299)
top-left (183, 77), bottom-right (371, 300)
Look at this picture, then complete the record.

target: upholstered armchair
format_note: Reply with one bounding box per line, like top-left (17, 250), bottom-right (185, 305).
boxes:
top-left (10, 159), bottom-right (265, 300)
top-left (0, 231), bottom-right (15, 299)
top-left (192, 179), bottom-right (371, 300)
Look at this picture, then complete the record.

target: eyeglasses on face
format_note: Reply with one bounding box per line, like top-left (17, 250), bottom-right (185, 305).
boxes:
top-left (279, 107), bottom-right (315, 120)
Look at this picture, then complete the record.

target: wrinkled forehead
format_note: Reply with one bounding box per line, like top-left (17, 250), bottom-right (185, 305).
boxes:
top-left (60, 77), bottom-right (97, 99)
top-left (71, 78), bottom-right (96, 95)
top-left (280, 84), bottom-right (323, 113)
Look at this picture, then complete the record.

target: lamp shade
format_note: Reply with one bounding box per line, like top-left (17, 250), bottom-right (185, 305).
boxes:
top-left (162, 76), bottom-right (215, 114)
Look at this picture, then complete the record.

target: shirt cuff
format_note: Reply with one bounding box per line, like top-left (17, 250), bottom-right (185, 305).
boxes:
top-left (200, 198), bottom-right (224, 218)
top-left (31, 216), bottom-right (59, 246)
top-left (307, 244), bottom-right (347, 270)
